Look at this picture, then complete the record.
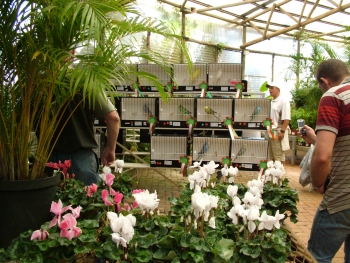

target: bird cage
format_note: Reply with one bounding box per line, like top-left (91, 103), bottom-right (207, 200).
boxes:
top-left (233, 98), bottom-right (270, 130)
top-left (231, 138), bottom-right (268, 171)
top-left (196, 98), bottom-right (233, 128)
top-left (158, 98), bottom-right (195, 128)
top-left (137, 64), bottom-right (171, 92)
top-left (110, 64), bottom-right (137, 92)
top-left (120, 97), bottom-right (158, 127)
top-left (150, 135), bottom-right (189, 167)
top-left (192, 136), bottom-right (231, 167)
top-left (208, 63), bottom-right (245, 92)
top-left (173, 63), bottom-right (207, 92)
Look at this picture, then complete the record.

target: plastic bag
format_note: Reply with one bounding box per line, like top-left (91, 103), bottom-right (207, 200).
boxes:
top-left (299, 144), bottom-right (314, 187)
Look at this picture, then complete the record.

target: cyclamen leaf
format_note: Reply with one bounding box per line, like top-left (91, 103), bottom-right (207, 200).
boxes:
top-left (180, 232), bottom-right (192, 247)
top-left (136, 250), bottom-right (153, 262)
top-left (153, 248), bottom-right (177, 260)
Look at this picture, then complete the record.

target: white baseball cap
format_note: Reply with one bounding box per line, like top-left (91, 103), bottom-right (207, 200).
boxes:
top-left (266, 81), bottom-right (284, 89)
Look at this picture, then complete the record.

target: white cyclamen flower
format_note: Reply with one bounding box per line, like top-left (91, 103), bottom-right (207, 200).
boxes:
top-left (132, 190), bottom-right (160, 213)
top-left (114, 159), bottom-right (124, 173)
top-left (258, 211), bottom-right (276, 231)
top-left (209, 217), bottom-right (216, 229)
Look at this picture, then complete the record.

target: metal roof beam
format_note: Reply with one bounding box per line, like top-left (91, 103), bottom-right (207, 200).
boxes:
top-left (241, 2), bottom-right (350, 48)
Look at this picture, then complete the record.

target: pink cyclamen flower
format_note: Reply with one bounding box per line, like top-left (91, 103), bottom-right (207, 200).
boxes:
top-left (49, 200), bottom-right (71, 228)
top-left (114, 192), bottom-right (123, 204)
top-left (31, 229), bottom-right (49, 241)
top-left (102, 189), bottom-right (112, 206)
top-left (59, 213), bottom-right (82, 240)
top-left (87, 183), bottom-right (98, 197)
top-left (69, 206), bottom-right (82, 218)
top-left (105, 173), bottom-right (115, 187)
top-left (46, 162), bottom-right (60, 169)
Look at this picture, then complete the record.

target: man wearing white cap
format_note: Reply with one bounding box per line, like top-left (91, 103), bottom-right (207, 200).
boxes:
top-left (266, 81), bottom-right (291, 163)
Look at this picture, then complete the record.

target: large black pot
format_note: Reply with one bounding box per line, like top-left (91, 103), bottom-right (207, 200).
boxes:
top-left (0, 175), bottom-right (60, 249)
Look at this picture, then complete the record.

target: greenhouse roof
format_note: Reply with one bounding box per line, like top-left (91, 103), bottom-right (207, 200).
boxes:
top-left (158, 0), bottom-right (350, 48)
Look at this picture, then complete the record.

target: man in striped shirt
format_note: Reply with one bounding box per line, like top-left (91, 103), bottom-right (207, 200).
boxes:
top-left (302, 59), bottom-right (350, 262)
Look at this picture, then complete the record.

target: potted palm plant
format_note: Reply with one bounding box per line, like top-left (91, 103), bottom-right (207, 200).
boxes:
top-left (0, 0), bottom-right (190, 248)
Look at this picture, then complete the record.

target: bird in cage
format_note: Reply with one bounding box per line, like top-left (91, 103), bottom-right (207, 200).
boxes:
top-left (178, 104), bottom-right (192, 115)
top-left (233, 143), bottom-right (247, 161)
top-left (216, 68), bottom-right (222, 80)
top-left (196, 141), bottom-right (209, 161)
top-left (190, 68), bottom-right (201, 81)
top-left (250, 104), bottom-right (261, 121)
top-left (204, 106), bottom-right (221, 121)
top-left (143, 104), bottom-right (153, 116)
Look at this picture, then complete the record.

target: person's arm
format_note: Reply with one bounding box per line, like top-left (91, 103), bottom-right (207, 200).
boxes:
top-left (309, 130), bottom-right (335, 194)
top-left (102, 110), bottom-right (120, 166)
top-left (278, 119), bottom-right (290, 140)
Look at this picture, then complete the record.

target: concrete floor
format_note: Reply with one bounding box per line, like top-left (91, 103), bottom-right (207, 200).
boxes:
top-left (129, 150), bottom-right (345, 263)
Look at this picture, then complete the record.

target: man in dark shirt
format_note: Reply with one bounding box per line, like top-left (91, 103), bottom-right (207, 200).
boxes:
top-left (48, 93), bottom-right (120, 185)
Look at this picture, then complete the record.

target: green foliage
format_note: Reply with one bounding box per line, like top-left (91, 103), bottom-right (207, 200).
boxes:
top-left (1, 166), bottom-right (299, 262)
top-left (0, 0), bottom-right (191, 180)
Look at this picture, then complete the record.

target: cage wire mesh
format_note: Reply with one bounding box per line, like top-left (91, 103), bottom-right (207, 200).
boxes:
top-left (150, 136), bottom-right (188, 161)
top-left (159, 98), bottom-right (195, 122)
top-left (196, 98), bottom-right (233, 123)
top-left (231, 139), bottom-right (268, 164)
top-left (234, 98), bottom-right (271, 123)
top-left (173, 63), bottom-right (207, 87)
top-left (121, 97), bottom-right (157, 121)
top-left (208, 63), bottom-right (242, 86)
top-left (192, 137), bottom-right (230, 163)
top-left (137, 64), bottom-right (171, 87)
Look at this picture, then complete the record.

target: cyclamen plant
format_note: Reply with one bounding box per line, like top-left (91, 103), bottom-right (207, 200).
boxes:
top-left (0, 159), bottom-right (299, 263)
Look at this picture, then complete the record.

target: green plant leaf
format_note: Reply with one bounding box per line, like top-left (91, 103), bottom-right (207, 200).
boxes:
top-left (137, 233), bottom-right (157, 248)
top-left (153, 248), bottom-right (177, 260)
top-left (136, 250), bottom-right (153, 262)
top-left (73, 245), bottom-right (91, 254)
top-left (180, 232), bottom-right (192, 247)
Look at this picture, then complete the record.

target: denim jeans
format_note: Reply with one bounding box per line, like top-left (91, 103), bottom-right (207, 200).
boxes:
top-left (308, 207), bottom-right (350, 263)
top-left (48, 149), bottom-right (100, 186)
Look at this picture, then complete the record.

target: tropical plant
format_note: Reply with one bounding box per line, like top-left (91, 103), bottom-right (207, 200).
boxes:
top-left (0, 0), bottom-right (191, 181)
top-left (287, 35), bottom-right (349, 130)
top-left (0, 160), bottom-right (299, 262)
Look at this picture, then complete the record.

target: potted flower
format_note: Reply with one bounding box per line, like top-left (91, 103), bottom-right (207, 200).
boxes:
top-left (0, 0), bottom-right (190, 248)
top-left (0, 160), bottom-right (300, 262)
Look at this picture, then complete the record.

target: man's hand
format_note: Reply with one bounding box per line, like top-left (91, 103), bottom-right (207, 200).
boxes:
top-left (102, 146), bottom-right (115, 166)
top-left (300, 125), bottom-right (316, 145)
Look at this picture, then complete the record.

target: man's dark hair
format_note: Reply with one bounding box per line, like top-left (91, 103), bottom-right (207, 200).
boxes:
top-left (315, 59), bottom-right (350, 83)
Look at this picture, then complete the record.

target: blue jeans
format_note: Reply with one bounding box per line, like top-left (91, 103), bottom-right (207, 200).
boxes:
top-left (308, 207), bottom-right (350, 262)
top-left (48, 149), bottom-right (100, 186)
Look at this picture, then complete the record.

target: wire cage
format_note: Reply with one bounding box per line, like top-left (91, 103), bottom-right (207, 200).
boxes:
top-left (173, 63), bottom-right (207, 91)
top-left (233, 98), bottom-right (271, 130)
top-left (110, 64), bottom-right (137, 92)
top-left (158, 97), bottom-right (195, 127)
top-left (196, 98), bottom-right (233, 128)
top-left (120, 97), bottom-right (158, 127)
top-left (150, 135), bottom-right (189, 167)
top-left (137, 64), bottom-right (171, 92)
top-left (231, 138), bottom-right (268, 171)
top-left (208, 63), bottom-right (243, 92)
top-left (192, 136), bottom-right (231, 166)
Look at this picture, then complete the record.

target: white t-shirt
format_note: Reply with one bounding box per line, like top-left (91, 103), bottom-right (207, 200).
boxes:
top-left (271, 95), bottom-right (291, 129)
